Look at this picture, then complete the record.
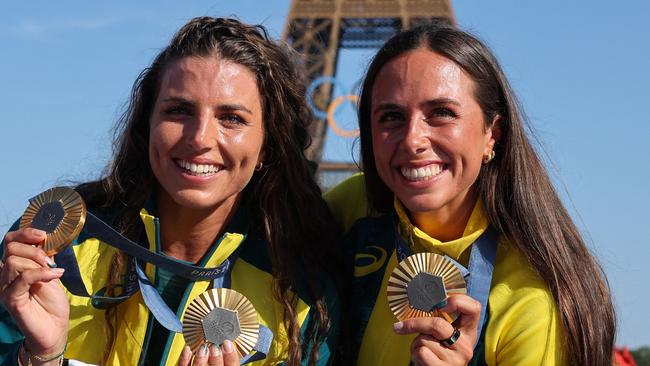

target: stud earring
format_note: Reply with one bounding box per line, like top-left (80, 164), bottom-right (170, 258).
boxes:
top-left (483, 150), bottom-right (496, 164)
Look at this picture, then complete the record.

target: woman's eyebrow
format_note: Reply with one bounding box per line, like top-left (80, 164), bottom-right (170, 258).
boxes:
top-left (161, 96), bottom-right (194, 105)
top-left (216, 103), bottom-right (253, 115)
top-left (159, 97), bottom-right (252, 115)
top-left (423, 98), bottom-right (461, 108)
top-left (373, 102), bottom-right (403, 113)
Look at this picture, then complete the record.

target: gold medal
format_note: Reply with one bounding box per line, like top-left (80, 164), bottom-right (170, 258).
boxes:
top-left (19, 187), bottom-right (86, 256)
top-left (387, 252), bottom-right (466, 322)
top-left (182, 288), bottom-right (259, 358)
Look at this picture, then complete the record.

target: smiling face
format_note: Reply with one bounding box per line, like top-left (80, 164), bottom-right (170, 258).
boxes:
top-left (149, 56), bottom-right (264, 214)
top-left (370, 48), bottom-right (497, 223)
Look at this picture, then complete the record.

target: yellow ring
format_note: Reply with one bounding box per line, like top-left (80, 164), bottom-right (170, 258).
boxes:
top-left (326, 95), bottom-right (360, 138)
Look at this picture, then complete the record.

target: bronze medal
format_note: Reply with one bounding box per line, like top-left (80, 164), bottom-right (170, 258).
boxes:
top-left (19, 187), bottom-right (86, 256)
top-left (182, 288), bottom-right (259, 358)
top-left (387, 252), bottom-right (466, 322)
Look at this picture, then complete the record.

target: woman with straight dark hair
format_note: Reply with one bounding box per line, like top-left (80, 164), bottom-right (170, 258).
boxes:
top-left (0, 17), bottom-right (340, 366)
top-left (326, 24), bottom-right (615, 365)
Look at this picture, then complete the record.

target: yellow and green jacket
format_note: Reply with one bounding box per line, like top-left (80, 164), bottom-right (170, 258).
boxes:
top-left (0, 204), bottom-right (339, 366)
top-left (324, 174), bottom-right (567, 366)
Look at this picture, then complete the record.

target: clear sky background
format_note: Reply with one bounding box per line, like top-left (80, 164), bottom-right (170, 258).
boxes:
top-left (1, 0), bottom-right (648, 348)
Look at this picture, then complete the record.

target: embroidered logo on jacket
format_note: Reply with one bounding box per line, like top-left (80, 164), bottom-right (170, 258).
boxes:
top-left (354, 245), bottom-right (387, 277)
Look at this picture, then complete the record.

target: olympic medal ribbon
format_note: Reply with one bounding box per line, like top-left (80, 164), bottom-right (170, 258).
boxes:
top-left (240, 325), bottom-right (273, 364)
top-left (51, 207), bottom-right (246, 309)
top-left (83, 210), bottom-right (242, 281)
top-left (22, 187), bottom-right (244, 281)
top-left (465, 227), bottom-right (497, 345)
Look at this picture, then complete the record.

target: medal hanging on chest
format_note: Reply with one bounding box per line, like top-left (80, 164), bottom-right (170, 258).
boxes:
top-left (182, 288), bottom-right (260, 358)
top-left (387, 252), bottom-right (467, 322)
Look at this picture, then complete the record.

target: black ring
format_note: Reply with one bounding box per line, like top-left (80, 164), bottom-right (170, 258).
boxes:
top-left (441, 326), bottom-right (461, 347)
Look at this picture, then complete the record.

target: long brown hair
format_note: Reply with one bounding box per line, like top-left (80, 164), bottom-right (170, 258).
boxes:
top-left (358, 25), bottom-right (615, 366)
top-left (77, 17), bottom-right (340, 366)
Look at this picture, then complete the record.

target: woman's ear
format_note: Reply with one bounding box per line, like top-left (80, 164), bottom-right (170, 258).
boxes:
top-left (255, 150), bottom-right (266, 171)
top-left (485, 114), bottom-right (502, 152)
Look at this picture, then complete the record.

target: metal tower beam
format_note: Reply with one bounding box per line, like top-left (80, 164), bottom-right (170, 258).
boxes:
top-left (283, 0), bottom-right (455, 163)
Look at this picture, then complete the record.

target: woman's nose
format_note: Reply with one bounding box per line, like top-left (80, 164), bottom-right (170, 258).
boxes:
top-left (185, 111), bottom-right (213, 150)
top-left (402, 118), bottom-right (429, 154)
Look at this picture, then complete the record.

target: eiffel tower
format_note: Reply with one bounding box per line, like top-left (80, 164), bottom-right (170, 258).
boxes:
top-left (283, 0), bottom-right (455, 187)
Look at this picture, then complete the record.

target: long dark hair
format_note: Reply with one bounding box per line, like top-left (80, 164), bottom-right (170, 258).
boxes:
top-left (77, 17), bottom-right (340, 366)
top-left (358, 25), bottom-right (615, 366)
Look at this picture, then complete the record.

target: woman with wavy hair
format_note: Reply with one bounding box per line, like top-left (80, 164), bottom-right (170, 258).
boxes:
top-left (326, 24), bottom-right (615, 365)
top-left (0, 17), bottom-right (340, 366)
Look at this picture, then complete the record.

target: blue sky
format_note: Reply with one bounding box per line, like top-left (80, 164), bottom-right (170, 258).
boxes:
top-left (1, 0), bottom-right (649, 348)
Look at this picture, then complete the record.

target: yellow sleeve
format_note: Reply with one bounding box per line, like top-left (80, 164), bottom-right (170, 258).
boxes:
top-left (485, 240), bottom-right (568, 365)
top-left (323, 173), bottom-right (369, 233)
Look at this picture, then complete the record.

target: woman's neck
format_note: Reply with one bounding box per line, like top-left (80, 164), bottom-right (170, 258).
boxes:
top-left (156, 194), bottom-right (240, 263)
top-left (408, 193), bottom-right (478, 242)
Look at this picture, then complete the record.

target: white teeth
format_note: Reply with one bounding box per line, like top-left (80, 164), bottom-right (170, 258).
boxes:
top-left (400, 165), bottom-right (444, 181)
top-left (177, 160), bottom-right (220, 175)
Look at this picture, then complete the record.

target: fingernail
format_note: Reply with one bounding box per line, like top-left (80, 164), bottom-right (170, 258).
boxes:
top-left (209, 344), bottom-right (221, 357)
top-left (393, 322), bottom-right (404, 333)
top-left (51, 268), bottom-right (65, 274)
top-left (222, 340), bottom-right (234, 354)
top-left (31, 229), bottom-right (46, 237)
top-left (199, 343), bottom-right (209, 357)
top-left (182, 345), bottom-right (192, 357)
top-left (46, 257), bottom-right (57, 268)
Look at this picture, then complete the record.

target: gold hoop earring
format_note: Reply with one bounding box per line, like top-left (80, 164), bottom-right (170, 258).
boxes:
top-left (483, 150), bottom-right (495, 164)
top-left (255, 161), bottom-right (264, 171)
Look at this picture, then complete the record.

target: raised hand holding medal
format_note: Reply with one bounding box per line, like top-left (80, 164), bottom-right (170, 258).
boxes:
top-left (0, 188), bottom-right (75, 365)
top-left (388, 251), bottom-right (482, 364)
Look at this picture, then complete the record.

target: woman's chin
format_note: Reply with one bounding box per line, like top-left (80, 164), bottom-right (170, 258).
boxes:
top-left (160, 190), bottom-right (239, 213)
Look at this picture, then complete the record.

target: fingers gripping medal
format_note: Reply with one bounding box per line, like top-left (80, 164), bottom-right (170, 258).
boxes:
top-left (183, 288), bottom-right (259, 359)
top-left (387, 253), bottom-right (466, 322)
top-left (19, 187), bottom-right (86, 256)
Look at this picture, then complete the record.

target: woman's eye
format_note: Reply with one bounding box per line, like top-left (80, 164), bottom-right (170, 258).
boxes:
top-left (429, 108), bottom-right (457, 119)
top-left (164, 106), bottom-right (192, 116)
top-left (377, 111), bottom-right (405, 126)
top-left (221, 114), bottom-right (247, 125)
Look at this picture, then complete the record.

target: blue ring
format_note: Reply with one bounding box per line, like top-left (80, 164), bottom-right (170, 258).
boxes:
top-left (306, 76), bottom-right (349, 120)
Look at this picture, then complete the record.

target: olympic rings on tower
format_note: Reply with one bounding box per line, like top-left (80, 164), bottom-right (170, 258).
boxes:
top-left (306, 76), bottom-right (360, 138)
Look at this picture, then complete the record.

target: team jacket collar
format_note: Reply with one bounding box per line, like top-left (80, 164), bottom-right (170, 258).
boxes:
top-left (393, 197), bottom-right (489, 262)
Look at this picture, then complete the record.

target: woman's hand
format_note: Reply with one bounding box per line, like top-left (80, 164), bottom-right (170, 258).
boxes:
top-left (393, 294), bottom-right (481, 366)
top-left (178, 340), bottom-right (240, 366)
top-left (0, 228), bottom-right (69, 357)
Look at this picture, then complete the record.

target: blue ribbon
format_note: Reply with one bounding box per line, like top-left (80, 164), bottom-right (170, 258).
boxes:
top-left (83, 212), bottom-right (235, 281)
top-left (241, 325), bottom-right (274, 364)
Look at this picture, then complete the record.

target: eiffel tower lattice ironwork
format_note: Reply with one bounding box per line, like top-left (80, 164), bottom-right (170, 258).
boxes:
top-left (283, 0), bottom-right (455, 169)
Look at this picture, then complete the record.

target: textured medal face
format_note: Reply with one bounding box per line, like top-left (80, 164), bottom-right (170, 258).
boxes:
top-left (203, 307), bottom-right (241, 346)
top-left (183, 288), bottom-right (259, 358)
top-left (407, 272), bottom-right (447, 312)
top-left (387, 252), bottom-right (466, 322)
top-left (19, 187), bottom-right (86, 256)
